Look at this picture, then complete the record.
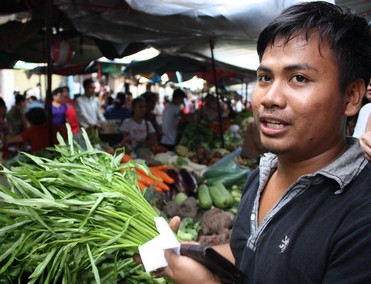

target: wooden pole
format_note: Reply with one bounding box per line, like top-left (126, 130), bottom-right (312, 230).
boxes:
top-left (209, 39), bottom-right (225, 148)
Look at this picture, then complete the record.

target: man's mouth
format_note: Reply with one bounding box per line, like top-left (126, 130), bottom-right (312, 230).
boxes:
top-left (265, 119), bottom-right (285, 129)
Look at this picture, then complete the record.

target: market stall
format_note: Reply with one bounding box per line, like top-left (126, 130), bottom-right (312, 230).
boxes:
top-left (0, 113), bottom-right (258, 282)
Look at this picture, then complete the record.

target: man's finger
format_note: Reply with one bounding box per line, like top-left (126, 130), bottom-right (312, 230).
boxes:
top-left (169, 216), bottom-right (181, 233)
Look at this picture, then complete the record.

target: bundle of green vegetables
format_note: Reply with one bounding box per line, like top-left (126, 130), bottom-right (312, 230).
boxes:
top-left (0, 127), bottom-right (165, 284)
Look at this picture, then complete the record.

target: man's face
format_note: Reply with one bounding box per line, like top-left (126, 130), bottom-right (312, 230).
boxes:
top-left (252, 34), bottom-right (347, 161)
top-left (85, 83), bottom-right (96, 97)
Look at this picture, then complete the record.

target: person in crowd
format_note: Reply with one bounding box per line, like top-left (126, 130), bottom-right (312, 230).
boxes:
top-left (198, 93), bottom-right (229, 122)
top-left (359, 115), bottom-right (371, 161)
top-left (118, 96), bottom-right (156, 153)
top-left (141, 91), bottom-right (162, 143)
top-left (353, 101), bottom-right (371, 138)
top-left (125, 91), bottom-right (133, 111)
top-left (74, 78), bottom-right (106, 134)
top-left (25, 93), bottom-right (44, 112)
top-left (51, 87), bottom-right (67, 126)
top-left (6, 93), bottom-right (29, 136)
top-left (153, 98), bottom-right (165, 126)
top-left (160, 89), bottom-right (186, 151)
top-left (5, 107), bottom-right (66, 153)
top-left (104, 92), bottom-right (131, 121)
top-left (61, 86), bottom-right (80, 135)
top-left (102, 92), bottom-right (131, 146)
top-left (361, 79), bottom-right (371, 105)
top-left (347, 79), bottom-right (371, 135)
top-left (161, 2), bottom-right (371, 283)
top-left (353, 80), bottom-right (371, 138)
top-left (101, 92), bottom-right (114, 113)
top-left (239, 119), bottom-right (265, 161)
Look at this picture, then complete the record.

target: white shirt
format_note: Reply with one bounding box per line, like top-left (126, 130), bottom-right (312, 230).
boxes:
top-left (120, 118), bottom-right (155, 148)
top-left (353, 103), bottom-right (371, 138)
top-left (75, 95), bottom-right (105, 129)
top-left (161, 103), bottom-right (181, 145)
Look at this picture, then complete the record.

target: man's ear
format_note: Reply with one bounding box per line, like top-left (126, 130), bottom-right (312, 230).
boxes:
top-left (344, 79), bottom-right (365, 117)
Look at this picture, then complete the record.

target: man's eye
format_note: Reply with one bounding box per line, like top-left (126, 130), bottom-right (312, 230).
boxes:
top-left (258, 74), bottom-right (272, 82)
top-left (292, 75), bottom-right (307, 83)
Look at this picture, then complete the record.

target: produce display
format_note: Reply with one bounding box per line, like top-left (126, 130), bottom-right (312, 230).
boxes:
top-left (0, 129), bottom-right (165, 284)
top-left (0, 112), bottom-right (257, 283)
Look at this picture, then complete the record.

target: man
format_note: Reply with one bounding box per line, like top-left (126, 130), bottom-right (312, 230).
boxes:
top-left (162, 2), bottom-right (371, 283)
top-left (74, 78), bottom-right (105, 133)
top-left (160, 88), bottom-right (186, 151)
top-left (5, 108), bottom-right (66, 153)
top-left (142, 91), bottom-right (162, 142)
top-left (6, 94), bottom-right (29, 136)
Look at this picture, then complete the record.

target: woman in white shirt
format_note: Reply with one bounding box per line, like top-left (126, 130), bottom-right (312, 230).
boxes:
top-left (118, 97), bottom-right (156, 152)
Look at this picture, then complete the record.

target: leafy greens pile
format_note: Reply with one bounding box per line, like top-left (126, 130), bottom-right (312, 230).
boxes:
top-left (0, 127), bottom-right (164, 284)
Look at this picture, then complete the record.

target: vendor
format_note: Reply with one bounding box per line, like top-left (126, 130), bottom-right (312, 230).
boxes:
top-left (118, 97), bottom-right (157, 154)
top-left (239, 119), bottom-right (266, 161)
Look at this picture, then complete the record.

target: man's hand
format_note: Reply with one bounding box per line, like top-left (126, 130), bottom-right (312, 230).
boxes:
top-left (360, 131), bottom-right (371, 161)
top-left (163, 248), bottom-right (221, 284)
top-left (161, 216), bottom-right (221, 284)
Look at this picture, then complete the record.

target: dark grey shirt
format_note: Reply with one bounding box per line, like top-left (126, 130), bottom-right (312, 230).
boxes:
top-left (230, 138), bottom-right (371, 283)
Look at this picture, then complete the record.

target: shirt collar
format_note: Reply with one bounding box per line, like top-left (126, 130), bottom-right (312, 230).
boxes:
top-left (259, 137), bottom-right (368, 193)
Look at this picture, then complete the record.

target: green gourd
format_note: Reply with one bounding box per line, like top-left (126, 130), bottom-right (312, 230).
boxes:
top-left (197, 184), bottom-right (213, 210)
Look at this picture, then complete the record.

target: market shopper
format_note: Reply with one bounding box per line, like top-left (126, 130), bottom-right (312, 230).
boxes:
top-left (162, 2), bottom-right (371, 283)
top-left (104, 92), bottom-right (131, 121)
top-left (142, 91), bottom-right (162, 143)
top-left (61, 86), bottom-right (80, 135)
top-left (359, 116), bottom-right (371, 161)
top-left (5, 107), bottom-right (66, 153)
top-left (353, 102), bottom-right (371, 138)
top-left (160, 89), bottom-right (186, 151)
top-left (74, 78), bottom-right (106, 134)
top-left (118, 96), bottom-right (157, 153)
top-left (51, 87), bottom-right (67, 125)
top-left (6, 94), bottom-right (29, 136)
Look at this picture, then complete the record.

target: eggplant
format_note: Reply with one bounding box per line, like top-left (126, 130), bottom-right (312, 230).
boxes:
top-left (166, 168), bottom-right (187, 194)
top-left (179, 168), bottom-right (198, 197)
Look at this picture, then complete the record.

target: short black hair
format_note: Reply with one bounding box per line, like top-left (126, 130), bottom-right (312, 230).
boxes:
top-left (83, 78), bottom-right (95, 89)
top-left (52, 87), bottom-right (63, 96)
top-left (173, 88), bottom-right (186, 100)
top-left (0, 97), bottom-right (6, 108)
top-left (257, 1), bottom-right (371, 92)
top-left (15, 94), bottom-right (26, 105)
top-left (25, 107), bottom-right (47, 125)
top-left (141, 91), bottom-right (158, 102)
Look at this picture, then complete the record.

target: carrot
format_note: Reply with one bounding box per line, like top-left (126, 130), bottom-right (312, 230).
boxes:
top-left (135, 169), bottom-right (155, 187)
top-left (121, 153), bottom-right (132, 163)
top-left (136, 168), bottom-right (163, 182)
top-left (153, 180), bottom-right (170, 191)
top-left (150, 168), bottom-right (175, 184)
top-left (153, 184), bottom-right (164, 192)
top-left (137, 180), bottom-right (146, 191)
top-left (134, 168), bottom-right (169, 192)
top-left (149, 165), bottom-right (169, 171)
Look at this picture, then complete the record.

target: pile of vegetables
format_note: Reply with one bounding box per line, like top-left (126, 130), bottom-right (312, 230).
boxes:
top-left (0, 128), bottom-right (165, 284)
top-left (121, 154), bottom-right (175, 193)
top-left (178, 122), bottom-right (214, 152)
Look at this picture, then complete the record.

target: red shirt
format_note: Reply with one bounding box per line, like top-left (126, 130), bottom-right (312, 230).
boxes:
top-left (66, 104), bottom-right (80, 134)
top-left (21, 123), bottom-right (67, 152)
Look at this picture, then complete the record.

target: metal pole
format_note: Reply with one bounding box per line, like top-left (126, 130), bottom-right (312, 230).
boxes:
top-left (209, 39), bottom-right (225, 148)
top-left (45, 0), bottom-right (53, 146)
